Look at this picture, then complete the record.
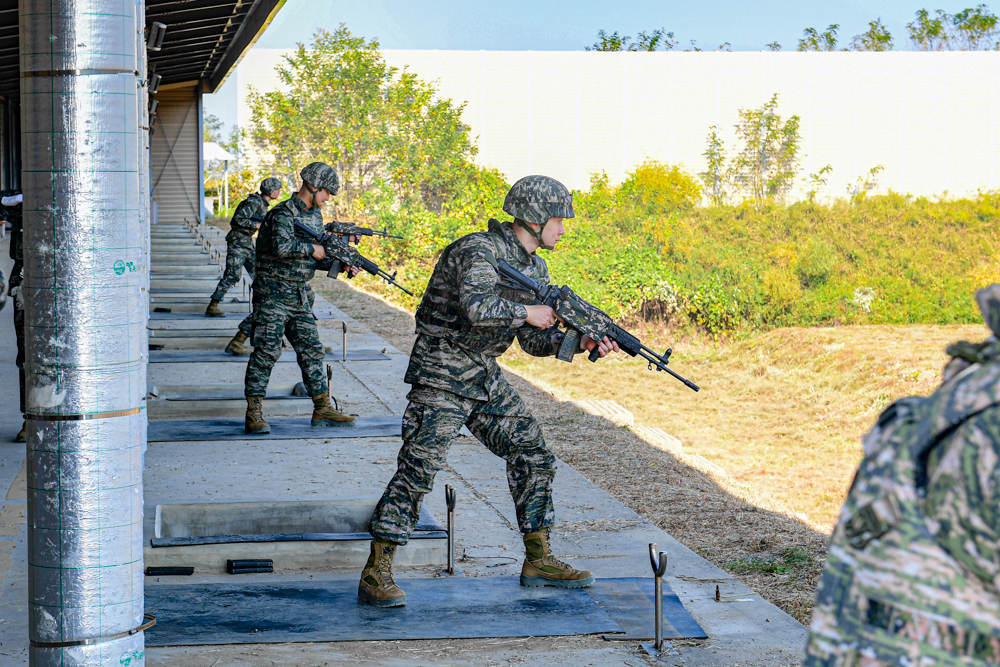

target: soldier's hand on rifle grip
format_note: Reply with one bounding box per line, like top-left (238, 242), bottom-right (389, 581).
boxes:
top-left (524, 305), bottom-right (558, 329)
top-left (581, 335), bottom-right (619, 358)
top-left (311, 244), bottom-right (326, 260)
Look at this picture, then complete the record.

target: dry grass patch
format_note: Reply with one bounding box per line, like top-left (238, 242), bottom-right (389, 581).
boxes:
top-left (502, 323), bottom-right (987, 531)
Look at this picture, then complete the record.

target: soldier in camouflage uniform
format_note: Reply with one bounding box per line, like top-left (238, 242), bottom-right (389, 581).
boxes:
top-left (205, 177), bottom-right (282, 323)
top-left (804, 284), bottom-right (1000, 666)
top-left (1, 193), bottom-right (23, 442)
top-left (359, 175), bottom-right (620, 608)
top-left (243, 163), bottom-right (358, 434)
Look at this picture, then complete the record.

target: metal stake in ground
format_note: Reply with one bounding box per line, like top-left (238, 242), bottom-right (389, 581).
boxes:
top-left (446, 484), bottom-right (457, 574)
top-left (342, 321), bottom-right (347, 362)
top-left (641, 543), bottom-right (669, 656)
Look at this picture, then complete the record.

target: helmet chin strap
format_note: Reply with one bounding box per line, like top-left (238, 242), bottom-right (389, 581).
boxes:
top-left (515, 219), bottom-right (554, 251)
top-left (302, 182), bottom-right (320, 209)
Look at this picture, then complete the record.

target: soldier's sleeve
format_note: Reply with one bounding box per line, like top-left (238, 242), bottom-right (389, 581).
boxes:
top-left (516, 325), bottom-right (564, 357)
top-left (456, 240), bottom-right (529, 328)
top-left (271, 210), bottom-right (314, 259)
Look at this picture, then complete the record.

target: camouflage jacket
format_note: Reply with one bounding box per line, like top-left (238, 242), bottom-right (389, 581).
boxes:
top-left (229, 192), bottom-right (268, 236)
top-left (1, 199), bottom-right (21, 263)
top-left (804, 287), bottom-right (1000, 666)
top-left (406, 218), bottom-right (567, 401)
top-left (254, 193), bottom-right (323, 286)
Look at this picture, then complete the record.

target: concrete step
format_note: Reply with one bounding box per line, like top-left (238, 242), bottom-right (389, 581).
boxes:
top-left (150, 278), bottom-right (224, 290)
top-left (147, 396), bottom-right (312, 419)
top-left (568, 399), bottom-right (635, 427)
top-left (151, 302), bottom-right (252, 315)
top-left (143, 499), bottom-right (446, 574)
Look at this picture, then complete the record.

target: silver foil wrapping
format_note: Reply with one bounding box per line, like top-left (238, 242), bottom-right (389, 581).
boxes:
top-left (21, 0), bottom-right (147, 663)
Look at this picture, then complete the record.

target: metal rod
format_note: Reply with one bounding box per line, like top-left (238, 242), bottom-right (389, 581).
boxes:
top-left (446, 485), bottom-right (457, 574)
top-left (648, 543), bottom-right (668, 651)
top-left (342, 321), bottom-right (347, 362)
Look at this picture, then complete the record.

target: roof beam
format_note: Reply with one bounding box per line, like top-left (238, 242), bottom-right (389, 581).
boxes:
top-left (207, 0), bottom-right (284, 91)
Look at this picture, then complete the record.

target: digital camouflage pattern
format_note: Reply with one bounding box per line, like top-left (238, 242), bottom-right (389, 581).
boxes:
top-left (255, 193), bottom-right (324, 284)
top-left (3, 198), bottom-right (24, 411)
top-left (804, 285), bottom-right (1000, 667)
top-left (243, 283), bottom-right (327, 397)
top-left (407, 218), bottom-right (566, 401)
top-left (502, 175), bottom-right (575, 226)
top-left (370, 217), bottom-right (565, 545)
top-left (259, 177), bottom-right (282, 195)
top-left (300, 162), bottom-right (340, 195)
top-left (244, 192), bottom-right (328, 398)
top-left (211, 193), bottom-right (269, 301)
top-left (370, 381), bottom-right (556, 545)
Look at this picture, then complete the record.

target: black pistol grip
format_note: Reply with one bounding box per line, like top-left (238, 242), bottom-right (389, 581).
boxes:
top-left (588, 347), bottom-right (601, 363)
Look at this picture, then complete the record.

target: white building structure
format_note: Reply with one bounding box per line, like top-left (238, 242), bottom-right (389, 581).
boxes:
top-left (237, 49), bottom-right (1000, 200)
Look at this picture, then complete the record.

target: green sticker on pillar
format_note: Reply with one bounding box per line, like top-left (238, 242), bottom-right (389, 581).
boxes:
top-left (114, 260), bottom-right (138, 275)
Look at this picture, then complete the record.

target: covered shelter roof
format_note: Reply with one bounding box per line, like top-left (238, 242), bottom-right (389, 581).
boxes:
top-left (0, 0), bottom-right (286, 98)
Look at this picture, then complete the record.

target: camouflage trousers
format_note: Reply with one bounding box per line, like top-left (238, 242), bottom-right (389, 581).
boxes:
top-left (236, 284), bottom-right (263, 338)
top-left (243, 283), bottom-right (327, 398)
top-left (370, 383), bottom-right (556, 545)
top-left (211, 232), bottom-right (255, 302)
top-left (14, 302), bottom-right (23, 414)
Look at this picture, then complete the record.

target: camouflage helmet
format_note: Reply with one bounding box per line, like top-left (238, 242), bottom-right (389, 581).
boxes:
top-left (503, 175), bottom-right (574, 250)
top-left (259, 177), bottom-right (282, 196)
top-left (299, 162), bottom-right (340, 196)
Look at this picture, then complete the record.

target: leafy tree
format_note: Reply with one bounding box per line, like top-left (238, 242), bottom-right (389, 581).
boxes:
top-left (586, 30), bottom-right (631, 51)
top-left (247, 26), bottom-right (476, 216)
top-left (849, 19), bottom-right (893, 51)
top-left (907, 6), bottom-right (998, 50)
top-left (700, 126), bottom-right (728, 205)
top-left (204, 113), bottom-right (224, 143)
top-left (952, 4), bottom-right (999, 49)
top-left (729, 94), bottom-right (802, 207)
top-left (631, 28), bottom-right (676, 51)
top-left (797, 25), bottom-right (839, 51)
top-left (767, 41), bottom-right (782, 51)
top-left (907, 9), bottom-right (949, 49)
top-left (685, 40), bottom-right (703, 52)
top-left (717, 42), bottom-right (733, 52)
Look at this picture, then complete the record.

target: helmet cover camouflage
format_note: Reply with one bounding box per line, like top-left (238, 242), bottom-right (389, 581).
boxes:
top-left (299, 162), bottom-right (340, 195)
top-left (503, 175), bottom-right (574, 226)
top-left (503, 175), bottom-right (574, 250)
top-left (259, 177), bottom-right (283, 196)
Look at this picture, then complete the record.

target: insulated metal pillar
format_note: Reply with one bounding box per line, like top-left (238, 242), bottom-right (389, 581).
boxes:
top-left (20, 0), bottom-right (148, 663)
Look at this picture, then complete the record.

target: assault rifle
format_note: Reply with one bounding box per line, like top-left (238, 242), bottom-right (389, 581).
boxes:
top-left (497, 259), bottom-right (699, 392)
top-left (292, 220), bottom-right (414, 296)
top-left (324, 221), bottom-right (403, 241)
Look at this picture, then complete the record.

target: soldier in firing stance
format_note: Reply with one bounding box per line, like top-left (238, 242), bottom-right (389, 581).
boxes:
top-left (243, 163), bottom-right (357, 434)
top-left (804, 285), bottom-right (1000, 665)
top-left (359, 176), bottom-right (620, 608)
top-left (206, 177), bottom-right (282, 329)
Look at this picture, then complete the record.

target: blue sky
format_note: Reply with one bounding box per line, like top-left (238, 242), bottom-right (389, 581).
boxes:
top-left (205, 0), bottom-right (982, 134)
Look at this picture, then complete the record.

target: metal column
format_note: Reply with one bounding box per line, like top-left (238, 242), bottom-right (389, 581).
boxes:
top-left (20, 0), bottom-right (148, 662)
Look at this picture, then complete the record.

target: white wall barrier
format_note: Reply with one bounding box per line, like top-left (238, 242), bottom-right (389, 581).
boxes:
top-left (237, 49), bottom-right (1000, 201)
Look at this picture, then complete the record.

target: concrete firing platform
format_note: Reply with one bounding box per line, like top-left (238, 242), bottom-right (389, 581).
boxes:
top-left (148, 416), bottom-right (403, 441)
top-left (0, 223), bottom-right (808, 664)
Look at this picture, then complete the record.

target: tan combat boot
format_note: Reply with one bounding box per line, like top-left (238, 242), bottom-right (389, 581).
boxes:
top-left (205, 299), bottom-right (225, 317)
top-left (520, 529), bottom-right (595, 588)
top-left (244, 396), bottom-right (270, 434)
top-left (225, 331), bottom-right (251, 356)
top-left (14, 421), bottom-right (25, 443)
top-left (358, 540), bottom-right (406, 607)
top-left (311, 393), bottom-right (355, 426)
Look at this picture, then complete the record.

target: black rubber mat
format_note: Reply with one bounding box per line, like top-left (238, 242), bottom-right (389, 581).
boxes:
top-left (148, 349), bottom-right (390, 363)
top-left (147, 416), bottom-right (402, 442)
top-left (143, 577), bottom-right (705, 646)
